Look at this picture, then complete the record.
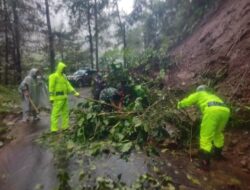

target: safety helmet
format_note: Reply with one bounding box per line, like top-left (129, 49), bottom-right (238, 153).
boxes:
top-left (196, 85), bottom-right (208, 92)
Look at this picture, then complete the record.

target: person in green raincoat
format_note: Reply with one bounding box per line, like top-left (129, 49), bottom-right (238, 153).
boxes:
top-left (49, 62), bottom-right (80, 132)
top-left (177, 85), bottom-right (230, 170)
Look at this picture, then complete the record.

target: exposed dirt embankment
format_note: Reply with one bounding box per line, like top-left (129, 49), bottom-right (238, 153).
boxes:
top-left (168, 0), bottom-right (250, 105)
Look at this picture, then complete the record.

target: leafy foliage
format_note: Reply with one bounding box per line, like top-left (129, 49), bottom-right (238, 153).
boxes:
top-left (129, 0), bottom-right (219, 49)
top-left (91, 173), bottom-right (175, 190)
top-left (57, 70), bottom-right (195, 158)
top-left (0, 85), bottom-right (20, 113)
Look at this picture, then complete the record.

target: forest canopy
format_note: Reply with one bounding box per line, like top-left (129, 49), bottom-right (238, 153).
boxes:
top-left (0, 0), bottom-right (219, 84)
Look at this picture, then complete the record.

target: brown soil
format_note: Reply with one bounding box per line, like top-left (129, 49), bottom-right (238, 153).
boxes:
top-left (167, 0), bottom-right (250, 106)
top-left (164, 0), bottom-right (250, 188)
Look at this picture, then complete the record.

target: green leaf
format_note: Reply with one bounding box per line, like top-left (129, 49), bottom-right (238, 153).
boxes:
top-left (78, 170), bottom-right (85, 181)
top-left (124, 120), bottom-right (130, 127)
top-left (132, 117), bottom-right (142, 127)
top-left (245, 106), bottom-right (250, 110)
top-left (143, 124), bottom-right (149, 132)
top-left (186, 174), bottom-right (201, 185)
top-left (153, 166), bottom-right (160, 173)
top-left (116, 133), bottom-right (125, 141)
top-left (77, 118), bottom-right (85, 126)
top-left (162, 175), bottom-right (173, 183)
top-left (34, 184), bottom-right (44, 190)
top-left (118, 142), bottom-right (133, 153)
top-left (87, 113), bottom-right (93, 120)
top-left (103, 119), bottom-right (109, 126)
top-left (90, 164), bottom-right (96, 171)
top-left (66, 140), bottom-right (75, 150)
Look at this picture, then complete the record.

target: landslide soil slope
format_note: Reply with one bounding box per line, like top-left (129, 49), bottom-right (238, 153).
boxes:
top-left (168, 0), bottom-right (250, 105)
top-left (166, 0), bottom-right (250, 184)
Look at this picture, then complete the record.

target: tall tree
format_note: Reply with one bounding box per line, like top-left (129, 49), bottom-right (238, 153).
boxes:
top-left (11, 0), bottom-right (22, 82)
top-left (94, 0), bottom-right (109, 70)
top-left (64, 0), bottom-right (95, 69)
top-left (87, 0), bottom-right (94, 69)
top-left (113, 0), bottom-right (127, 67)
top-left (3, 0), bottom-right (9, 84)
top-left (94, 0), bottom-right (99, 71)
top-left (45, 0), bottom-right (55, 72)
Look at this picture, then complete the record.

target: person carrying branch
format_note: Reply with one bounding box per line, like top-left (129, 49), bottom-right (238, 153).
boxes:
top-left (177, 85), bottom-right (230, 171)
top-left (99, 87), bottom-right (122, 111)
top-left (49, 61), bottom-right (80, 132)
top-left (19, 68), bottom-right (41, 122)
top-left (92, 74), bottom-right (106, 100)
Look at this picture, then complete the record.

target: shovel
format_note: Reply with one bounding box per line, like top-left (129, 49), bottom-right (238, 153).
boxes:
top-left (28, 96), bottom-right (40, 114)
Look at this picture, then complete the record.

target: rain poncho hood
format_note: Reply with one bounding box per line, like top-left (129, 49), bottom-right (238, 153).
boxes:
top-left (56, 62), bottom-right (66, 74)
top-left (29, 68), bottom-right (39, 78)
top-left (19, 68), bottom-right (49, 109)
top-left (19, 68), bottom-right (38, 94)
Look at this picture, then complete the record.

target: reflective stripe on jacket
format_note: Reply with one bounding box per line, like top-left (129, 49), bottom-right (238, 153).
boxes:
top-left (49, 62), bottom-right (75, 101)
top-left (178, 91), bottom-right (229, 114)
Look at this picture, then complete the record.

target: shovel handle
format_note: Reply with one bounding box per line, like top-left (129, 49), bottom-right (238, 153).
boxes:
top-left (28, 96), bottom-right (39, 114)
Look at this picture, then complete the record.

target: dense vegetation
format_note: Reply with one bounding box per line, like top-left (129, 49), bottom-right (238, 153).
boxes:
top-left (37, 63), bottom-right (200, 189)
top-left (0, 0), bottom-right (219, 84)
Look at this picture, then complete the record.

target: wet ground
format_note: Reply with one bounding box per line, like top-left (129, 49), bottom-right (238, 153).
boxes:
top-left (0, 87), bottom-right (91, 190)
top-left (0, 87), bottom-right (249, 190)
top-left (0, 115), bottom-right (56, 190)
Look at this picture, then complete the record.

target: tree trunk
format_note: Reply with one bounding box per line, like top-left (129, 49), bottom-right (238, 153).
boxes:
top-left (87, 0), bottom-right (94, 69)
top-left (3, 0), bottom-right (9, 85)
top-left (123, 24), bottom-right (127, 67)
top-left (0, 0), bottom-right (2, 83)
top-left (45, 0), bottom-right (55, 72)
top-left (94, 0), bottom-right (99, 71)
top-left (11, 0), bottom-right (22, 83)
top-left (115, 1), bottom-right (127, 67)
top-left (58, 33), bottom-right (64, 60)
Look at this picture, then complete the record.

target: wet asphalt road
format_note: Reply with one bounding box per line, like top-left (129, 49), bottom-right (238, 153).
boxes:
top-left (0, 88), bottom-right (91, 190)
top-left (0, 87), bottom-right (149, 189)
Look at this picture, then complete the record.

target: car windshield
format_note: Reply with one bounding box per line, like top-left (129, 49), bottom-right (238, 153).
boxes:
top-left (73, 70), bottom-right (86, 76)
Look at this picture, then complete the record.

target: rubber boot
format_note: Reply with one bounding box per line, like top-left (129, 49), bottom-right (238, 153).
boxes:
top-left (213, 147), bottom-right (226, 161)
top-left (196, 150), bottom-right (210, 171)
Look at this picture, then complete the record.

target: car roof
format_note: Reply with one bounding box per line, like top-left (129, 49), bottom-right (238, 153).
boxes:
top-left (73, 69), bottom-right (97, 75)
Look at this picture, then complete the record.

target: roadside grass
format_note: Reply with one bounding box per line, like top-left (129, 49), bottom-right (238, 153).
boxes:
top-left (0, 85), bottom-right (21, 114)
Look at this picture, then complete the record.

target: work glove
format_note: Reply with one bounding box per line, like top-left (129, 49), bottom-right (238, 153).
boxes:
top-left (74, 91), bottom-right (80, 97)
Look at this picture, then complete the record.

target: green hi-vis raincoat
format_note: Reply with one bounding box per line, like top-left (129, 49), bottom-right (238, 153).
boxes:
top-left (49, 62), bottom-right (76, 132)
top-left (178, 91), bottom-right (230, 153)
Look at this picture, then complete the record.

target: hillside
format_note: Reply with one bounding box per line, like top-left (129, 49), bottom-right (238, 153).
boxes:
top-left (167, 0), bottom-right (250, 106)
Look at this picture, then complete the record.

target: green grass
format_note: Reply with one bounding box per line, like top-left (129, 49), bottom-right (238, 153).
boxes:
top-left (0, 85), bottom-right (21, 113)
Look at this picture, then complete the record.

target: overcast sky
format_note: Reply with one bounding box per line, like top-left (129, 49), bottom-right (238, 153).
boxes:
top-left (119, 0), bottom-right (134, 14)
top-left (53, 0), bottom-right (135, 29)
